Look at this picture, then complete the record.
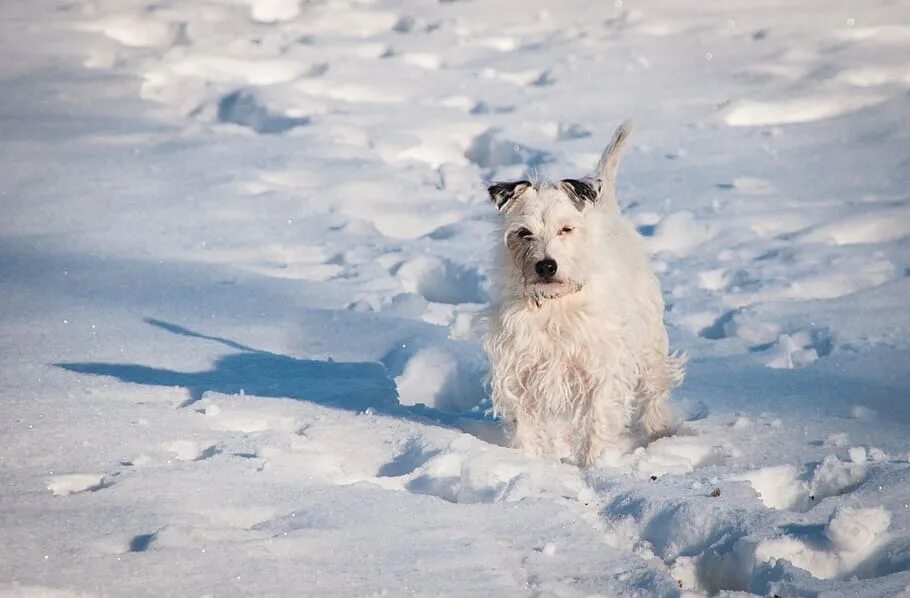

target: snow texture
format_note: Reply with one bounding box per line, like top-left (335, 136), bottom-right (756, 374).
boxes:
top-left (1, 0), bottom-right (909, 596)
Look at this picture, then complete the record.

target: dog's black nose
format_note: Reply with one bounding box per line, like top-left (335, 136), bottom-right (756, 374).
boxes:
top-left (535, 258), bottom-right (558, 279)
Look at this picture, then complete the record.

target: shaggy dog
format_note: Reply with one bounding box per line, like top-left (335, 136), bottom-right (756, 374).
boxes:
top-left (483, 122), bottom-right (684, 467)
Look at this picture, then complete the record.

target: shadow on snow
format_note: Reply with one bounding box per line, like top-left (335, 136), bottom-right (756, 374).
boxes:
top-left (56, 318), bottom-right (506, 446)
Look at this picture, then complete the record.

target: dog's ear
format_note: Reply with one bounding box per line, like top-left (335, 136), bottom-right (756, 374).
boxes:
top-left (594, 120), bottom-right (632, 202)
top-left (488, 180), bottom-right (531, 211)
top-left (560, 178), bottom-right (599, 208)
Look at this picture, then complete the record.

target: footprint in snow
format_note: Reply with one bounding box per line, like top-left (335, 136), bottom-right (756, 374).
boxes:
top-left (376, 437), bottom-right (440, 478)
top-left (165, 440), bottom-right (223, 462)
top-left (47, 472), bottom-right (118, 496)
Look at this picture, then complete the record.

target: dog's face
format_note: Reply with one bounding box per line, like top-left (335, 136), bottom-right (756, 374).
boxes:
top-left (490, 179), bottom-right (601, 302)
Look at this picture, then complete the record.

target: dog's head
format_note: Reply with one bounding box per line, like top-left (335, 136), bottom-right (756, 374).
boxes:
top-left (488, 121), bottom-right (632, 303)
top-left (489, 178), bottom-right (600, 302)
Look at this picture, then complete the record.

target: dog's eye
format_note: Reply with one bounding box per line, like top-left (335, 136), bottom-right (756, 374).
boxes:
top-left (559, 226), bottom-right (575, 235)
top-left (515, 228), bottom-right (532, 239)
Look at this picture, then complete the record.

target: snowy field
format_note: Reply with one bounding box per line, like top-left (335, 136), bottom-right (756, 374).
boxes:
top-left (2, 0), bottom-right (910, 595)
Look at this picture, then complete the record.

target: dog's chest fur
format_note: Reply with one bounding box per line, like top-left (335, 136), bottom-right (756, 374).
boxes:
top-left (485, 289), bottom-right (635, 419)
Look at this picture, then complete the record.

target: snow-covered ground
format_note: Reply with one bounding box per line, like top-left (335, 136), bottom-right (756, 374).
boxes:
top-left (2, 0), bottom-right (910, 595)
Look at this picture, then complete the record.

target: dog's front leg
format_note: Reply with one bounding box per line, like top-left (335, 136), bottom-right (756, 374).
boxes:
top-left (492, 394), bottom-right (547, 457)
top-left (511, 409), bottom-right (550, 458)
top-left (574, 388), bottom-right (627, 467)
top-left (575, 412), bottom-right (605, 467)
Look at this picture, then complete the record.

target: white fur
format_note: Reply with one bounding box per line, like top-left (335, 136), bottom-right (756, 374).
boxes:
top-left (483, 122), bottom-right (685, 467)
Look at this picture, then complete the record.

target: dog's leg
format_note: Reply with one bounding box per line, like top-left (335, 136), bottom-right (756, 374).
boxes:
top-left (575, 415), bottom-right (602, 468)
top-left (574, 390), bottom-right (626, 467)
top-left (511, 412), bottom-right (549, 458)
top-left (640, 392), bottom-right (672, 439)
top-left (636, 351), bottom-right (685, 440)
top-left (576, 416), bottom-right (614, 468)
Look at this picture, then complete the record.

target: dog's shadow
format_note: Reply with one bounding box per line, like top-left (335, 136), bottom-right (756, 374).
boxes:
top-left (56, 318), bottom-right (506, 446)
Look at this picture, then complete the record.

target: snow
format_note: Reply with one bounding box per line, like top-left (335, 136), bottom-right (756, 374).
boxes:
top-left (754, 506), bottom-right (893, 580)
top-left (1, 0), bottom-right (909, 596)
top-left (46, 474), bottom-right (112, 497)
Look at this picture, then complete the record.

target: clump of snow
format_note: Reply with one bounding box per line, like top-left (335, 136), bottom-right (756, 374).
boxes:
top-left (647, 211), bottom-right (714, 256)
top-left (92, 14), bottom-right (179, 48)
top-left (755, 506), bottom-right (892, 580)
top-left (601, 435), bottom-right (728, 476)
top-left (731, 416), bottom-right (752, 429)
top-left (734, 455), bottom-right (867, 511)
top-left (733, 464), bottom-right (806, 510)
top-left (765, 333), bottom-right (821, 369)
top-left (395, 346), bottom-right (482, 411)
top-left (868, 447), bottom-right (888, 462)
top-left (725, 315), bottom-right (781, 347)
top-left (851, 405), bottom-right (876, 419)
top-left (463, 129), bottom-right (548, 169)
top-left (827, 506), bottom-right (892, 553)
top-left (848, 446), bottom-right (868, 463)
top-left (248, 0), bottom-right (300, 23)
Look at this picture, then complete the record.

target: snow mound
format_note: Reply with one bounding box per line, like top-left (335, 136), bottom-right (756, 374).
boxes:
top-left (395, 256), bottom-right (486, 305)
top-left (395, 346), bottom-right (483, 411)
top-left (464, 129), bottom-right (549, 170)
top-left (734, 455), bottom-right (867, 511)
top-left (755, 506), bottom-right (892, 580)
top-left (724, 94), bottom-right (887, 126)
top-left (802, 205), bottom-right (910, 246)
top-left (647, 211), bottom-right (714, 256)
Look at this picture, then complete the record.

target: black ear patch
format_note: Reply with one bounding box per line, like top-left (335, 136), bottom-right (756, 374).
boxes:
top-left (488, 180), bottom-right (531, 211)
top-left (560, 178), bottom-right (599, 205)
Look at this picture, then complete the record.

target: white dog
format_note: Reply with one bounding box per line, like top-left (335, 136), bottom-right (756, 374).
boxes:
top-left (483, 122), bottom-right (684, 467)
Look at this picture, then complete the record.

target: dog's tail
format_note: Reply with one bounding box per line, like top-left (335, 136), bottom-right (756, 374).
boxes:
top-left (595, 120), bottom-right (633, 202)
